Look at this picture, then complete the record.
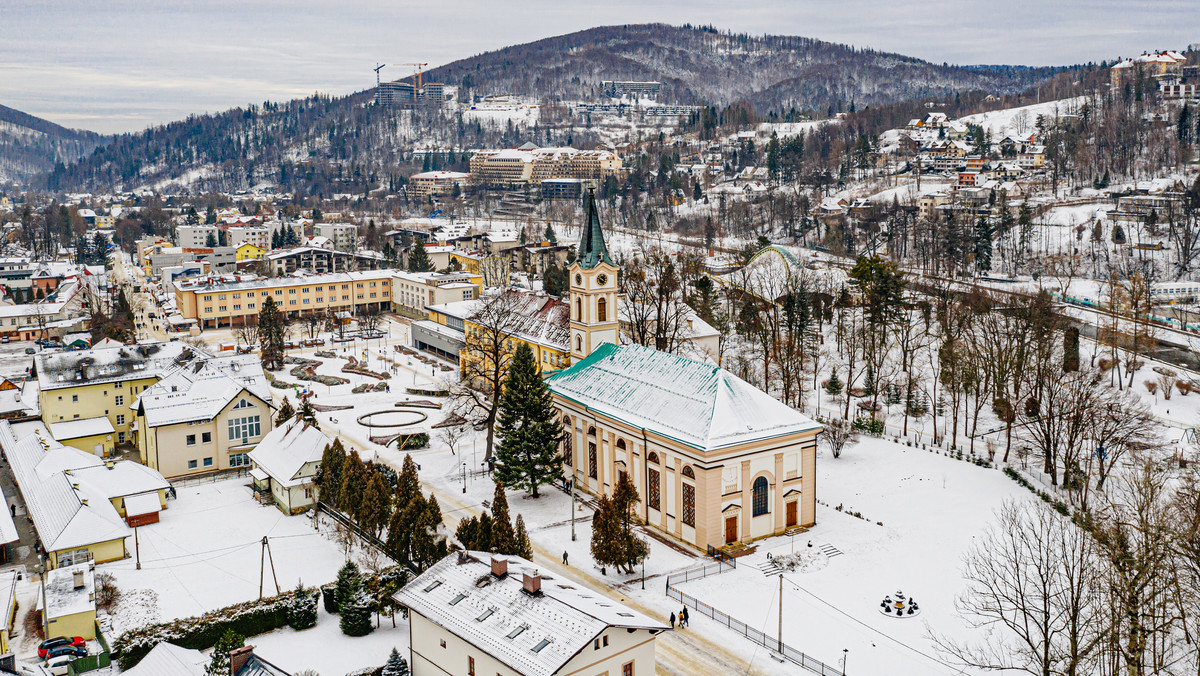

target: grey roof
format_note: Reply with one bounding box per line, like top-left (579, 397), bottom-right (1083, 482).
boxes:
top-left (34, 341), bottom-right (202, 391)
top-left (546, 343), bottom-right (821, 451)
top-left (576, 189), bottom-right (613, 270)
top-left (396, 551), bottom-right (666, 676)
top-left (133, 353), bottom-right (272, 428)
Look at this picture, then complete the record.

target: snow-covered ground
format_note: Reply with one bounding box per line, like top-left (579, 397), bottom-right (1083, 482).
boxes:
top-left (959, 96), bottom-right (1087, 138)
top-left (249, 604), bottom-right (407, 676)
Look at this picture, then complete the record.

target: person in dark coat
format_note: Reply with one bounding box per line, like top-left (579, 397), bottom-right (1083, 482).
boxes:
top-left (669, 612), bottom-right (676, 628)
top-left (681, 607), bottom-right (689, 627)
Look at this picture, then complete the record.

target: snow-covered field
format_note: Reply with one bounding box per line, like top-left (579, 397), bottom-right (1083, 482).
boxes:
top-left (959, 96), bottom-right (1087, 138)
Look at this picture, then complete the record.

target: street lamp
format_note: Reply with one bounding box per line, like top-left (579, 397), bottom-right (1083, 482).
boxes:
top-left (842, 648), bottom-right (848, 676)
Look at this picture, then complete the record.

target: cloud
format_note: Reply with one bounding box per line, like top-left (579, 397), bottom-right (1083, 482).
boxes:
top-left (2, 0), bottom-right (1196, 133)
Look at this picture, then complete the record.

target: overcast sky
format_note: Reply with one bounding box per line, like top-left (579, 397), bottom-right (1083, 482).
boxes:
top-left (3, 0), bottom-right (1197, 134)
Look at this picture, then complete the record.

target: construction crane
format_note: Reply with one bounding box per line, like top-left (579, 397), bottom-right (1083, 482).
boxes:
top-left (373, 63), bottom-right (387, 106)
top-left (393, 62), bottom-right (429, 92)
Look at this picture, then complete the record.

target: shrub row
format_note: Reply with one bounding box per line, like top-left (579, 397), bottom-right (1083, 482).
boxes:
top-left (111, 588), bottom-right (318, 670)
top-left (1003, 467), bottom-right (1071, 516)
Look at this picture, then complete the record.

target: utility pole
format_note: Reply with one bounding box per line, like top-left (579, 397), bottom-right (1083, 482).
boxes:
top-left (135, 526), bottom-right (141, 570)
top-left (259, 536), bottom-right (279, 599)
top-left (777, 573), bottom-right (784, 654)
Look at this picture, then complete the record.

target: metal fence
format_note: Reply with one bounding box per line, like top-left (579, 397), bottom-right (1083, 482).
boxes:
top-left (665, 558), bottom-right (844, 676)
top-left (169, 466), bottom-right (249, 489)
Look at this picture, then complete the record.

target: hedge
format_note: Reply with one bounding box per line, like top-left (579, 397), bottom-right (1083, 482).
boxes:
top-left (112, 588), bottom-right (319, 670)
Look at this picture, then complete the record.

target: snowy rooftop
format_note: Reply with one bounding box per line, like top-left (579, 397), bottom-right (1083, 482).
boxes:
top-left (44, 562), bottom-right (94, 620)
top-left (0, 421), bottom-right (130, 553)
top-left (247, 419), bottom-right (332, 489)
top-left (134, 353), bottom-right (271, 428)
top-left (0, 571), bottom-right (15, 632)
top-left (122, 642), bottom-right (207, 676)
top-left (70, 462), bottom-right (169, 501)
top-left (547, 343), bottom-right (821, 451)
top-left (35, 341), bottom-right (201, 391)
top-left (396, 552), bottom-right (666, 676)
top-left (47, 416), bottom-right (114, 441)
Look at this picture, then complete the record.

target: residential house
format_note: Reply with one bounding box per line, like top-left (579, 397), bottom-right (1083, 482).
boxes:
top-left (34, 341), bottom-right (201, 446)
top-left (46, 417), bottom-right (115, 457)
top-left (43, 563), bottom-right (96, 640)
top-left (132, 353), bottom-right (273, 478)
top-left (248, 419), bottom-right (331, 514)
top-left (236, 243), bottom-right (267, 261)
top-left (396, 552), bottom-right (667, 676)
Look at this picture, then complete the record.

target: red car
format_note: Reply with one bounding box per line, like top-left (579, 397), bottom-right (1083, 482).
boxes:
top-left (37, 637), bottom-right (85, 659)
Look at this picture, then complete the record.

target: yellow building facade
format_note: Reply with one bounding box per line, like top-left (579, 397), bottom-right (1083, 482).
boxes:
top-left (236, 243), bottom-right (267, 261)
top-left (39, 377), bottom-right (158, 447)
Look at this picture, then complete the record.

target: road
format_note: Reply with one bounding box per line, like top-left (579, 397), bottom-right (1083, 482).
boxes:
top-left (111, 253), bottom-right (169, 342)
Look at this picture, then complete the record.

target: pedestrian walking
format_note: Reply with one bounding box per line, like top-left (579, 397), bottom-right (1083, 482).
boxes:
top-left (681, 607), bottom-right (689, 627)
top-left (669, 612), bottom-right (676, 629)
top-left (562, 551), bottom-right (569, 566)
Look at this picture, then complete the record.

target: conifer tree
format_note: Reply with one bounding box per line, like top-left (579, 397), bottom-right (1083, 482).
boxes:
top-left (335, 560), bottom-right (360, 609)
top-left (494, 343), bottom-right (565, 497)
top-left (287, 583), bottom-right (318, 630)
top-left (259, 296), bottom-right (285, 370)
top-left (274, 397), bottom-right (295, 426)
top-left (205, 629), bottom-right (245, 675)
top-left (394, 454), bottom-right (421, 511)
top-left (411, 495), bottom-right (448, 571)
top-left (543, 223), bottom-right (557, 244)
top-left (488, 483), bottom-right (517, 555)
top-left (382, 648), bottom-right (409, 676)
top-left (454, 515), bottom-right (480, 550)
top-left (387, 492), bottom-right (425, 564)
top-left (314, 440), bottom-right (345, 506)
top-left (514, 514), bottom-right (533, 560)
top-left (590, 473), bottom-right (647, 574)
top-left (338, 450), bottom-right (368, 518)
top-left (407, 244), bottom-right (433, 272)
top-left (359, 471), bottom-right (392, 537)
top-left (297, 397), bottom-right (320, 429)
top-left (474, 512), bottom-right (494, 552)
top-left (339, 566), bottom-right (373, 636)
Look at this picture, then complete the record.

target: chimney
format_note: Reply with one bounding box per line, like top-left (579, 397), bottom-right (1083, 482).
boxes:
top-left (72, 569), bottom-right (85, 590)
top-left (230, 645), bottom-right (254, 674)
top-left (490, 556), bottom-right (507, 578)
top-left (522, 569), bottom-right (541, 595)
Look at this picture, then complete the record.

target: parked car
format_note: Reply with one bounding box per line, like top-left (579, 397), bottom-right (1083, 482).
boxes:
top-left (44, 645), bottom-right (86, 660)
top-left (23, 347), bottom-right (35, 355)
top-left (38, 637), bottom-right (85, 658)
top-left (45, 656), bottom-right (73, 676)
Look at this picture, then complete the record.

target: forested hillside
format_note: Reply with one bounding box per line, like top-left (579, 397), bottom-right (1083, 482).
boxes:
top-left (0, 103), bottom-right (105, 185)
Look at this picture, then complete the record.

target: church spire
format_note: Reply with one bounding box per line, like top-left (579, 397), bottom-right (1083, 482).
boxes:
top-left (577, 188), bottom-right (612, 269)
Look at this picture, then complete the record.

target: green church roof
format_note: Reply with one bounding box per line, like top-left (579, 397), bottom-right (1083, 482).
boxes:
top-left (577, 189), bottom-right (613, 269)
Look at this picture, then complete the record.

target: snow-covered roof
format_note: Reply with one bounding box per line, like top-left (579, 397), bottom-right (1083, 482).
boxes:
top-left (123, 642), bottom-right (208, 676)
top-left (35, 341), bottom-right (202, 391)
top-left (0, 571), bottom-right (16, 632)
top-left (47, 416), bottom-right (114, 441)
top-left (247, 419), bottom-right (331, 488)
top-left (396, 552), bottom-right (666, 676)
top-left (134, 353), bottom-right (271, 428)
top-left (123, 492), bottom-right (162, 518)
top-left (0, 421), bottom-right (130, 553)
top-left (547, 343), bottom-right (821, 451)
top-left (70, 462), bottom-right (169, 501)
top-left (44, 562), bottom-right (94, 620)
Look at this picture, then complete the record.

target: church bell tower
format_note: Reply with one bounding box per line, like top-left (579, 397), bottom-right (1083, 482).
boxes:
top-left (569, 189), bottom-right (620, 362)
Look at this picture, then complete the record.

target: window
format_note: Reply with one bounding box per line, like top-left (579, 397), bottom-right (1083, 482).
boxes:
top-left (575, 298), bottom-right (582, 320)
top-left (116, 414), bottom-right (125, 426)
top-left (598, 297), bottom-right (607, 321)
top-left (506, 625), bottom-right (527, 639)
top-left (562, 427), bottom-right (572, 467)
top-left (229, 453), bottom-right (248, 467)
top-left (72, 395), bottom-right (78, 402)
top-left (647, 452), bottom-right (659, 464)
top-left (682, 465), bottom-right (695, 479)
top-left (228, 415), bottom-right (261, 443)
top-left (188, 459), bottom-right (198, 469)
top-left (648, 468), bottom-right (660, 510)
top-left (203, 457), bottom-right (213, 467)
top-left (623, 662), bottom-right (635, 676)
top-left (114, 395), bottom-right (124, 406)
top-left (118, 432), bottom-right (126, 444)
top-left (532, 639), bottom-right (550, 653)
top-left (476, 608), bottom-right (495, 622)
top-left (115, 382), bottom-right (123, 389)
top-left (423, 580), bottom-right (442, 592)
top-left (233, 399), bottom-right (253, 409)
top-left (752, 476), bottom-right (769, 517)
top-left (187, 434), bottom-right (196, 446)
top-left (682, 483), bottom-right (696, 527)
top-left (588, 442), bottom-right (597, 479)
top-left (202, 432), bottom-right (212, 443)
top-left (468, 656), bottom-right (475, 675)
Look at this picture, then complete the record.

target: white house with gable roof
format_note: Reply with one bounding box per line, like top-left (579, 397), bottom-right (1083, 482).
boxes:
top-left (247, 418), bottom-right (333, 514)
top-left (396, 552), bottom-right (667, 676)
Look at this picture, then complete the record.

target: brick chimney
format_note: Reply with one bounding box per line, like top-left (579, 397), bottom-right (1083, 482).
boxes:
top-left (490, 556), bottom-right (507, 578)
top-left (522, 569), bottom-right (541, 595)
top-left (230, 645), bottom-right (254, 674)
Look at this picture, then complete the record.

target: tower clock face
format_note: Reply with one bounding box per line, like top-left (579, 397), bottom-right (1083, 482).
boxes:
top-left (575, 274), bottom-right (582, 285)
top-left (597, 274), bottom-right (608, 286)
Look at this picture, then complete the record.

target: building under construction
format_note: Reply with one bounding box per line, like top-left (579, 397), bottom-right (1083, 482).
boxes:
top-left (601, 80), bottom-right (662, 97)
top-left (378, 80), bottom-right (456, 107)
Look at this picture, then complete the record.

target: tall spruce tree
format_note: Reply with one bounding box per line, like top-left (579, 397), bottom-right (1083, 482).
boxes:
top-left (313, 439), bottom-right (345, 506)
top-left (338, 450), bottom-right (368, 518)
top-left (338, 565), bottom-right (373, 636)
top-left (590, 473), bottom-right (647, 574)
top-left (514, 514), bottom-right (533, 560)
top-left (488, 482), bottom-right (517, 555)
top-left (259, 296), bottom-right (285, 369)
top-left (382, 648), bottom-right (410, 676)
top-left (494, 343), bottom-right (565, 497)
top-left (407, 244), bottom-right (433, 272)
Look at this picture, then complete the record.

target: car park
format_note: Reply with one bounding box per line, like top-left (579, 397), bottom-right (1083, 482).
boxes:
top-left (44, 645), bottom-right (86, 660)
top-left (37, 637), bottom-right (85, 658)
top-left (45, 656), bottom-right (73, 676)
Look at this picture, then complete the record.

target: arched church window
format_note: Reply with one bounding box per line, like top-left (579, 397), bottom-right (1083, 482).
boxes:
top-left (752, 477), bottom-right (769, 517)
top-left (682, 466), bottom-right (695, 479)
top-left (597, 297), bottom-right (607, 322)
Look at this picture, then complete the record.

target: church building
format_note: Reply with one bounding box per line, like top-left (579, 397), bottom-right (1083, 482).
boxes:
top-left (547, 192), bottom-right (822, 552)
